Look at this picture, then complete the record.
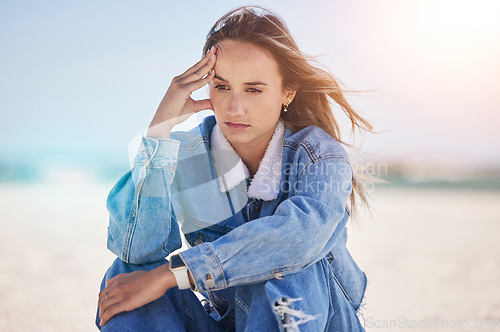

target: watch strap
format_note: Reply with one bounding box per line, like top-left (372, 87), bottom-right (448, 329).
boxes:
top-left (169, 255), bottom-right (193, 290)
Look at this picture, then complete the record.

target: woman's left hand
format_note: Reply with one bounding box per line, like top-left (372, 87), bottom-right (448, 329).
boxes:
top-left (98, 264), bottom-right (176, 327)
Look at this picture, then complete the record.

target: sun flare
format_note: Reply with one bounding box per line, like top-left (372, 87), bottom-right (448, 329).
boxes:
top-left (409, 0), bottom-right (500, 48)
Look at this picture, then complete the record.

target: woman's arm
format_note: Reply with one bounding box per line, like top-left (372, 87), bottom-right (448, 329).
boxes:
top-left (181, 155), bottom-right (353, 292)
top-left (98, 47), bottom-right (218, 325)
top-left (106, 46), bottom-right (218, 263)
top-left (106, 136), bottom-right (183, 263)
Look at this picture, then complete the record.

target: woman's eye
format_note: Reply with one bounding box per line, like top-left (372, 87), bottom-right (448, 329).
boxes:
top-left (247, 88), bottom-right (262, 94)
top-left (213, 85), bottom-right (261, 94)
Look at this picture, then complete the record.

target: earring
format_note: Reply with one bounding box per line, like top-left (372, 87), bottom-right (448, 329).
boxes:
top-left (283, 100), bottom-right (291, 113)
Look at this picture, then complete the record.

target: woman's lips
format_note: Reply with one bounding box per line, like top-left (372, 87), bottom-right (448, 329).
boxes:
top-left (225, 122), bottom-right (250, 129)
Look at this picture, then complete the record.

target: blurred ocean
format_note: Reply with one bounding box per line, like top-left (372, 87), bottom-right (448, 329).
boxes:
top-left (2, 150), bottom-right (500, 193)
top-left (0, 150), bottom-right (129, 184)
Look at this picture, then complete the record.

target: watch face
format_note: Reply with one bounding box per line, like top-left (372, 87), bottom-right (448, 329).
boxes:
top-left (170, 255), bottom-right (186, 269)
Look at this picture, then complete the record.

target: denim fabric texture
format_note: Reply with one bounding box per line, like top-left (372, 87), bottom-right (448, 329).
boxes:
top-left (99, 115), bottom-right (367, 331)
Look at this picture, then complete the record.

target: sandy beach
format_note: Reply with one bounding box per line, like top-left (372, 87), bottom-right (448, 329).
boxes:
top-left (0, 182), bottom-right (499, 331)
top-left (348, 187), bottom-right (500, 331)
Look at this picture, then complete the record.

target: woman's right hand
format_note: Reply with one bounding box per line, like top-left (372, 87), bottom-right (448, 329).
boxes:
top-left (147, 46), bottom-right (217, 138)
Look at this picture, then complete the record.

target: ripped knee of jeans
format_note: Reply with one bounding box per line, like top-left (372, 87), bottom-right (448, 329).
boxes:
top-left (273, 297), bottom-right (321, 332)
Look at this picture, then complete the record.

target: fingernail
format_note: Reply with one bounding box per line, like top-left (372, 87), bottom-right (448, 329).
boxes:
top-left (209, 46), bottom-right (214, 52)
top-left (210, 54), bottom-right (215, 60)
top-left (100, 320), bottom-right (103, 326)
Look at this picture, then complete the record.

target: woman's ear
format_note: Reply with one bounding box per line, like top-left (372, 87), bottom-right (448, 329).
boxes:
top-left (283, 83), bottom-right (299, 104)
top-left (284, 88), bottom-right (298, 104)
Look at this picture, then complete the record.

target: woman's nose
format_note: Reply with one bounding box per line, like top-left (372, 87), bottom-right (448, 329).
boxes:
top-left (226, 95), bottom-right (245, 116)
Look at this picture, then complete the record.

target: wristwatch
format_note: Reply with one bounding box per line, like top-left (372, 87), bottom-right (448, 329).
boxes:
top-left (169, 254), bottom-right (193, 290)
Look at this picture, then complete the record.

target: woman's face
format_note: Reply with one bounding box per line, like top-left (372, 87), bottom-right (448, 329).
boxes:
top-left (209, 39), bottom-right (293, 154)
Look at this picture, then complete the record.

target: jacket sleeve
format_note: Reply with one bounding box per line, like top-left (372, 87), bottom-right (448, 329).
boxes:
top-left (180, 155), bottom-right (353, 292)
top-left (106, 136), bottom-right (183, 264)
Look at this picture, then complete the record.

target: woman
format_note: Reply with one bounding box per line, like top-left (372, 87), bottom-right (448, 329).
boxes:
top-left (97, 5), bottom-right (372, 331)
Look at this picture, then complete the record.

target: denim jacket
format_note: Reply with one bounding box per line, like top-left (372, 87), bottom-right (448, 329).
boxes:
top-left (106, 115), bottom-right (367, 309)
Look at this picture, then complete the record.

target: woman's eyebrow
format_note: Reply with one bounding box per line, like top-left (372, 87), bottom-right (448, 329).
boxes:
top-left (214, 75), bottom-right (269, 86)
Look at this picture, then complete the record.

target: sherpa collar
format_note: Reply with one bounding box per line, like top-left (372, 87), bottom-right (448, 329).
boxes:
top-left (210, 119), bottom-right (285, 201)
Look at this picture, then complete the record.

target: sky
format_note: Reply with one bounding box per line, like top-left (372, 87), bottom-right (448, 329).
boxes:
top-left (1, 0), bottom-right (499, 180)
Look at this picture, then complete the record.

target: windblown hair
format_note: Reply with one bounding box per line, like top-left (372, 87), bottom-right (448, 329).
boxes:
top-left (203, 6), bottom-right (374, 215)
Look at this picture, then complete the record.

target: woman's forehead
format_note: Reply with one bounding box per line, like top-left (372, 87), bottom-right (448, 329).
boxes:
top-left (214, 40), bottom-right (281, 84)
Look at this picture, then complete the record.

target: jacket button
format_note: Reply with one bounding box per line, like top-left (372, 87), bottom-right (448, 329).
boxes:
top-left (195, 234), bottom-right (203, 246)
top-left (205, 273), bottom-right (215, 288)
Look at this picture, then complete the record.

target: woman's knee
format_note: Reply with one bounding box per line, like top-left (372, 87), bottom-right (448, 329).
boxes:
top-left (235, 259), bottom-right (365, 331)
top-left (235, 262), bottom-right (332, 331)
top-left (96, 258), bottom-right (226, 331)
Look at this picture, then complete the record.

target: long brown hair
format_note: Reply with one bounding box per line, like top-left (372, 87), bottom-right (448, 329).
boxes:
top-left (203, 6), bottom-right (374, 215)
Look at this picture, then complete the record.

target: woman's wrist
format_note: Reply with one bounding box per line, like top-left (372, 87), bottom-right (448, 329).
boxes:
top-left (153, 264), bottom-right (178, 291)
top-left (146, 120), bottom-right (175, 138)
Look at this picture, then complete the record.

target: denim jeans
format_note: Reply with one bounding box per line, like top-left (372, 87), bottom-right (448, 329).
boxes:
top-left (96, 257), bottom-right (365, 331)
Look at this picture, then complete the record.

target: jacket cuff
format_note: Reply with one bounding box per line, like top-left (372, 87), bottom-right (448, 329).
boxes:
top-left (179, 243), bottom-right (227, 292)
top-left (133, 136), bottom-right (181, 168)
